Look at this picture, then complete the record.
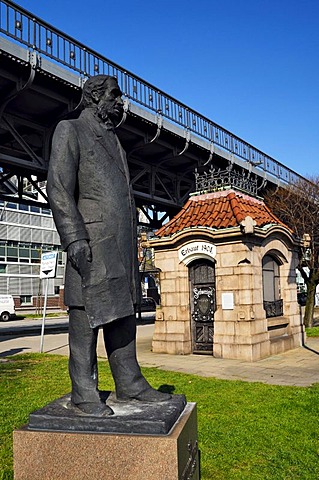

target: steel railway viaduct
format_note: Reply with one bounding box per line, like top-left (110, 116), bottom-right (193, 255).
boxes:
top-left (0, 0), bottom-right (304, 229)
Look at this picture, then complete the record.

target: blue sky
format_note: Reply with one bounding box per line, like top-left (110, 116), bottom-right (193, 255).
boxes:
top-left (8, 0), bottom-right (319, 177)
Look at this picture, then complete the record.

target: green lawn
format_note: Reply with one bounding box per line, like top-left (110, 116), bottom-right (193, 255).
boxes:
top-left (15, 312), bottom-right (68, 320)
top-left (306, 326), bottom-right (319, 337)
top-left (1, 354), bottom-right (319, 480)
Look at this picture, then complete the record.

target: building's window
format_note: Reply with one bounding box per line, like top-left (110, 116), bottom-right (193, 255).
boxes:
top-left (262, 254), bottom-right (283, 318)
top-left (19, 247), bottom-right (29, 258)
top-left (31, 249), bottom-right (40, 259)
top-left (58, 251), bottom-right (63, 265)
top-left (19, 203), bottom-right (29, 212)
top-left (7, 241), bottom-right (18, 246)
top-left (31, 206), bottom-right (40, 213)
top-left (31, 248), bottom-right (40, 262)
top-left (20, 295), bottom-right (32, 304)
top-left (7, 247), bottom-right (18, 257)
top-left (0, 264), bottom-right (6, 273)
top-left (6, 202), bottom-right (17, 209)
top-left (41, 208), bottom-right (51, 215)
top-left (54, 286), bottom-right (60, 295)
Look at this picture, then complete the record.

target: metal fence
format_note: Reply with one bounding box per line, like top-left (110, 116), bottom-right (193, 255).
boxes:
top-left (0, 0), bottom-right (303, 186)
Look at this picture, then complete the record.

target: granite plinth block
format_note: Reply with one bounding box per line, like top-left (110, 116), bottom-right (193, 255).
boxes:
top-left (28, 392), bottom-right (186, 435)
top-left (14, 402), bottom-right (199, 480)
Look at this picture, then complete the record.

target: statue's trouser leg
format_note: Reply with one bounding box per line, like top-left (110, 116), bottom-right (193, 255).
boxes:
top-left (103, 314), bottom-right (171, 402)
top-left (68, 307), bottom-right (101, 405)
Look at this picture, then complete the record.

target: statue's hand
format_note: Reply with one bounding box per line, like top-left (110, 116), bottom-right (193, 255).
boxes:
top-left (68, 240), bottom-right (92, 274)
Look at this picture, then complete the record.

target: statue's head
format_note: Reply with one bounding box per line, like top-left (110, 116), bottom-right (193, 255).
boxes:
top-left (82, 75), bottom-right (123, 123)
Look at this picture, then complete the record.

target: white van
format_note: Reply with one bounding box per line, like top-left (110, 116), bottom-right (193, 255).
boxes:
top-left (0, 295), bottom-right (16, 322)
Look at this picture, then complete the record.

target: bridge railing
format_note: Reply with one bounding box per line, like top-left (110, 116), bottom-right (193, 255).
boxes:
top-left (0, 0), bottom-right (303, 185)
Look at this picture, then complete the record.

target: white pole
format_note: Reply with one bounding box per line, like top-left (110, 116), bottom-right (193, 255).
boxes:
top-left (40, 277), bottom-right (49, 353)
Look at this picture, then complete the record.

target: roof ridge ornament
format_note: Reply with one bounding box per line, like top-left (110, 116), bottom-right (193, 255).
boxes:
top-left (194, 165), bottom-right (261, 197)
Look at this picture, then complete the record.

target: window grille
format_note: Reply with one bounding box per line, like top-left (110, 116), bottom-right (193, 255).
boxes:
top-left (262, 255), bottom-right (283, 318)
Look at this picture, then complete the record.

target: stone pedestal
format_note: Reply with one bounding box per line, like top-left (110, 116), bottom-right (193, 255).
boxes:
top-left (13, 394), bottom-right (199, 480)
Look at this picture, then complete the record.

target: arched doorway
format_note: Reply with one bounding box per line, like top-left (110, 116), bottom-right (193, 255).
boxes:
top-left (189, 259), bottom-right (216, 354)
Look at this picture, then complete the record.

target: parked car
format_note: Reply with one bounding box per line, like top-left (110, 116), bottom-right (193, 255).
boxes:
top-left (297, 292), bottom-right (307, 307)
top-left (0, 295), bottom-right (16, 321)
top-left (140, 297), bottom-right (157, 312)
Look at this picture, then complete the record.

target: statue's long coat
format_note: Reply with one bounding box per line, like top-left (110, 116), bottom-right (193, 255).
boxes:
top-left (47, 108), bottom-right (138, 328)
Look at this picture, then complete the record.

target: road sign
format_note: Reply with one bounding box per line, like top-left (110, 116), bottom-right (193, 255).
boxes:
top-left (40, 251), bottom-right (58, 279)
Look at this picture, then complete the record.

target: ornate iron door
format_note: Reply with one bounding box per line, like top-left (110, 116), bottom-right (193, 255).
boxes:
top-left (189, 260), bottom-right (216, 354)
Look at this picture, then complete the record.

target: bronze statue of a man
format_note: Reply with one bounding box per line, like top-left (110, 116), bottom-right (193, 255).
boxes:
top-left (47, 75), bottom-right (170, 416)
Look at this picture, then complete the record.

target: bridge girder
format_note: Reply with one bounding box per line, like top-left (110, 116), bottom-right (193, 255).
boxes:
top-left (0, 38), bottom-right (288, 228)
top-left (0, 43), bottom-right (219, 223)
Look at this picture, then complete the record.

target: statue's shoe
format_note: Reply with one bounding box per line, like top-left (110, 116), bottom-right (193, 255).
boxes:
top-left (116, 386), bottom-right (171, 403)
top-left (72, 401), bottom-right (114, 416)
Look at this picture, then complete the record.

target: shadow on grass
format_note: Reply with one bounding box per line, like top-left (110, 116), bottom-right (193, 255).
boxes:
top-left (158, 384), bottom-right (175, 394)
top-left (300, 306), bottom-right (319, 355)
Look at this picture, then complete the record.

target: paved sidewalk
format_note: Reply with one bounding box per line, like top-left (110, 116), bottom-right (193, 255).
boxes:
top-left (1, 318), bottom-right (318, 387)
top-left (137, 330), bottom-right (319, 387)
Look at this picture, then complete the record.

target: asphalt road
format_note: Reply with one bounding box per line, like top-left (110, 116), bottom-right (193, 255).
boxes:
top-left (1, 312), bottom-right (319, 387)
top-left (0, 311), bottom-right (155, 336)
top-left (0, 313), bottom-right (156, 359)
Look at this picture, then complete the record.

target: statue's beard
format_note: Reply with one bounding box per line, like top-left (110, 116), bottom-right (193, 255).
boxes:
top-left (97, 102), bottom-right (122, 124)
top-left (97, 103), bottom-right (111, 122)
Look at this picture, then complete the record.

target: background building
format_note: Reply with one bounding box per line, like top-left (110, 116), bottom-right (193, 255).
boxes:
top-left (0, 194), bottom-right (65, 310)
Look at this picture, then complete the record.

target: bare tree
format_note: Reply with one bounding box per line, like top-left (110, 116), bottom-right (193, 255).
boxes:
top-left (264, 176), bottom-right (319, 328)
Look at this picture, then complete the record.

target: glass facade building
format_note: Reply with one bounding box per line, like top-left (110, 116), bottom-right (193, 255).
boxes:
top-left (0, 200), bottom-right (65, 306)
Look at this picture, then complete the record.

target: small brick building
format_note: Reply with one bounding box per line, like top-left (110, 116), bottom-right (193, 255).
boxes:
top-left (148, 179), bottom-right (303, 361)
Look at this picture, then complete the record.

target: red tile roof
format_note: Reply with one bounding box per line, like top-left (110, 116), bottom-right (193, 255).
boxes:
top-left (156, 189), bottom-right (288, 237)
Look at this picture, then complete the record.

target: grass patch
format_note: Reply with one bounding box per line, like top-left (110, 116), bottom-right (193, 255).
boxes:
top-left (1, 354), bottom-right (319, 479)
top-left (306, 326), bottom-right (319, 337)
top-left (15, 312), bottom-right (67, 320)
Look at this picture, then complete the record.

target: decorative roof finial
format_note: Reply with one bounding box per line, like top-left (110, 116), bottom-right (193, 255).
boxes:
top-left (195, 165), bottom-right (260, 197)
